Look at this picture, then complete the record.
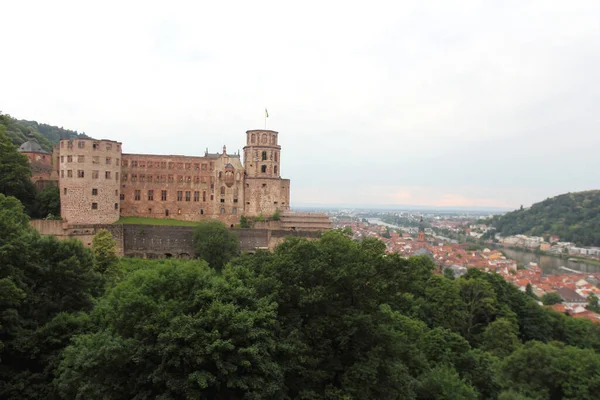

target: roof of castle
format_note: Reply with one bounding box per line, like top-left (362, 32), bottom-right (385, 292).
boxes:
top-left (18, 135), bottom-right (49, 154)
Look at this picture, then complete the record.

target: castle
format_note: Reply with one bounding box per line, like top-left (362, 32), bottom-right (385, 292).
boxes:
top-left (49, 129), bottom-right (290, 226)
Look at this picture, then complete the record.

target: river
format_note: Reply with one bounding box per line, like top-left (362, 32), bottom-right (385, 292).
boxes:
top-left (500, 247), bottom-right (600, 275)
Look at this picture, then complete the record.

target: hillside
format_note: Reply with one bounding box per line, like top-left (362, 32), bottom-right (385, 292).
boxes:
top-left (488, 190), bottom-right (600, 246)
top-left (0, 112), bottom-right (88, 152)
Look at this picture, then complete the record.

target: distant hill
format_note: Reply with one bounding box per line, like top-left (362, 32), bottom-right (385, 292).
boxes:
top-left (488, 190), bottom-right (600, 247)
top-left (0, 113), bottom-right (89, 152)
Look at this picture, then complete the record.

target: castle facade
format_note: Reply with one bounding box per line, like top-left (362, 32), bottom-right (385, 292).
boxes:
top-left (56, 129), bottom-right (290, 226)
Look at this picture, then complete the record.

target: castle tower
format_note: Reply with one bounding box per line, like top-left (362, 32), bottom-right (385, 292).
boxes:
top-left (243, 129), bottom-right (290, 217)
top-left (59, 138), bottom-right (122, 224)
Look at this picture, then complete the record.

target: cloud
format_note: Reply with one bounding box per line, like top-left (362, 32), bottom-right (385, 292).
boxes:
top-left (1, 0), bottom-right (599, 209)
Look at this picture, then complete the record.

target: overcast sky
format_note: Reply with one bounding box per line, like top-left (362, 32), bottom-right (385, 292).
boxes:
top-left (2, 0), bottom-right (599, 210)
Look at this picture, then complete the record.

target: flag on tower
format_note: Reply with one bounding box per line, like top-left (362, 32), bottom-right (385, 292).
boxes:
top-left (265, 108), bottom-right (269, 118)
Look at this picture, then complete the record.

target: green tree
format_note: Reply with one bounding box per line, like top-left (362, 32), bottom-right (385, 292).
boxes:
top-left (586, 293), bottom-right (600, 313)
top-left (0, 125), bottom-right (36, 212)
top-left (192, 220), bottom-right (239, 270)
top-left (56, 260), bottom-right (283, 399)
top-left (525, 283), bottom-right (537, 299)
top-left (541, 292), bottom-right (562, 306)
top-left (33, 185), bottom-right (61, 218)
top-left (480, 317), bottom-right (522, 357)
top-left (92, 229), bottom-right (120, 282)
top-left (0, 194), bottom-right (103, 398)
top-left (271, 209), bottom-right (281, 221)
top-left (415, 365), bottom-right (478, 400)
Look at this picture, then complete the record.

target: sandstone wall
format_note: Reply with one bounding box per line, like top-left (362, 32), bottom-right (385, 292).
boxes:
top-left (59, 138), bottom-right (122, 224)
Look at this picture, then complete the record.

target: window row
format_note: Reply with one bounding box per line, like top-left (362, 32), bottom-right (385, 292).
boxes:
top-left (62, 141), bottom-right (119, 151)
top-left (250, 133), bottom-right (277, 145)
top-left (90, 202), bottom-right (119, 210)
top-left (123, 160), bottom-right (214, 170)
top-left (159, 207), bottom-right (237, 217)
top-left (60, 155), bottom-right (120, 165)
top-left (61, 170), bottom-right (119, 180)
top-left (122, 174), bottom-right (216, 184)
top-left (130, 190), bottom-right (211, 202)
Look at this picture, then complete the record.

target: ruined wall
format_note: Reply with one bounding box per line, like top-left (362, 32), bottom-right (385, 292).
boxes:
top-left (244, 178), bottom-right (290, 217)
top-left (30, 220), bottom-right (124, 256)
top-left (59, 138), bottom-right (122, 224)
top-left (120, 151), bottom-right (243, 226)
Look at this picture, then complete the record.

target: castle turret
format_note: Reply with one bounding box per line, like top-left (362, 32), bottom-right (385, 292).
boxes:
top-left (243, 129), bottom-right (290, 216)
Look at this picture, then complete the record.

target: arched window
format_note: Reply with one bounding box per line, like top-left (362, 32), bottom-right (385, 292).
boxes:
top-left (261, 134), bottom-right (267, 143)
top-left (220, 186), bottom-right (226, 195)
top-left (165, 209), bottom-right (169, 216)
top-left (251, 134), bottom-right (256, 143)
top-left (274, 166), bottom-right (278, 175)
top-left (261, 151), bottom-right (267, 161)
top-left (218, 171), bottom-right (222, 179)
top-left (275, 152), bottom-right (278, 162)
top-left (200, 209), bottom-right (204, 215)
top-left (261, 165), bottom-right (267, 173)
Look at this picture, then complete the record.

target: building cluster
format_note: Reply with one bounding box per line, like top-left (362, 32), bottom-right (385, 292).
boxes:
top-left (18, 129), bottom-right (301, 227)
top-left (498, 233), bottom-right (600, 258)
top-left (336, 219), bottom-right (600, 323)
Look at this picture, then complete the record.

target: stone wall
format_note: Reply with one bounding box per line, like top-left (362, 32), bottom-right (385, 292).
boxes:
top-left (31, 220), bottom-right (321, 259)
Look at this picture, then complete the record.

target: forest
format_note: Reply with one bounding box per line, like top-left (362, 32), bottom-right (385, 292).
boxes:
top-left (2, 191), bottom-right (600, 399)
top-left (0, 112), bottom-right (88, 152)
top-left (487, 190), bottom-right (600, 247)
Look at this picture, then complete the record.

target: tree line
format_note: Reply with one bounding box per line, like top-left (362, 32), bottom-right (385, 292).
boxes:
top-left (2, 192), bottom-right (600, 399)
top-left (486, 190), bottom-right (600, 247)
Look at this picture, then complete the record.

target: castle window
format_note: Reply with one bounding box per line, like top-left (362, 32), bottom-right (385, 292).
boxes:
top-left (177, 191), bottom-right (183, 201)
top-left (106, 144), bottom-right (112, 151)
top-left (220, 208), bottom-right (225, 214)
top-left (120, 194), bottom-right (125, 200)
top-left (67, 170), bottom-right (73, 178)
top-left (194, 176), bottom-right (200, 183)
top-left (251, 134), bottom-right (256, 143)
top-left (131, 161), bottom-right (138, 168)
top-left (92, 188), bottom-right (98, 196)
top-left (177, 209), bottom-right (181, 215)
top-left (140, 174), bottom-right (145, 183)
top-left (275, 152), bottom-right (278, 162)
top-left (274, 166), bottom-right (278, 175)
top-left (61, 170), bottom-right (64, 178)
top-left (139, 161), bottom-right (145, 168)
top-left (210, 195), bottom-right (214, 200)
top-left (106, 157), bottom-right (111, 165)
top-left (134, 190), bottom-right (141, 200)
top-left (177, 163), bottom-right (183, 169)
top-left (220, 199), bottom-right (225, 203)
top-left (122, 160), bottom-right (128, 167)
top-left (92, 142), bottom-right (98, 150)
top-left (200, 209), bottom-right (204, 215)
top-left (220, 186), bottom-right (225, 195)
top-left (161, 190), bottom-right (167, 201)
top-left (233, 198), bottom-right (238, 203)
top-left (201, 163), bottom-right (207, 171)
top-left (147, 161), bottom-right (152, 169)
top-left (92, 170), bottom-right (99, 179)
top-left (232, 207), bottom-right (237, 215)
top-left (148, 190), bottom-right (154, 201)
top-left (78, 141), bottom-right (85, 148)
top-left (185, 163), bottom-right (191, 170)
top-left (67, 155), bottom-right (73, 162)
top-left (185, 191), bottom-right (191, 201)
top-left (63, 188), bottom-right (67, 195)
top-left (105, 171), bottom-right (111, 179)
top-left (203, 191), bottom-right (206, 202)
top-left (262, 151), bottom-right (267, 161)
top-left (168, 175), bottom-right (174, 183)
top-left (261, 165), bottom-right (267, 173)
top-left (77, 155), bottom-right (84, 163)
top-left (148, 208), bottom-right (152, 214)
top-left (131, 174), bottom-right (137, 182)
top-left (92, 203), bottom-right (98, 210)
top-left (261, 134), bottom-right (267, 143)
top-left (161, 162), bottom-right (166, 169)
top-left (194, 163), bottom-right (199, 170)
top-left (115, 203), bottom-right (118, 210)
top-left (201, 176), bottom-right (207, 183)
top-left (262, 183), bottom-right (267, 188)
top-left (165, 209), bottom-right (169, 216)
top-left (93, 156), bottom-right (99, 164)
top-left (194, 191), bottom-right (199, 202)
top-left (219, 171), bottom-right (222, 179)
top-left (186, 176), bottom-right (191, 183)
